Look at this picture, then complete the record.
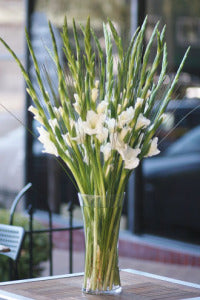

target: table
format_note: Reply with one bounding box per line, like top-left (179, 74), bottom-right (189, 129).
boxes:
top-left (0, 245), bottom-right (10, 253)
top-left (0, 269), bottom-right (200, 299)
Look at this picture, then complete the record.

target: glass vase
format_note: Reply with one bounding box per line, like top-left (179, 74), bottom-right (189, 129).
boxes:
top-left (78, 193), bottom-right (124, 295)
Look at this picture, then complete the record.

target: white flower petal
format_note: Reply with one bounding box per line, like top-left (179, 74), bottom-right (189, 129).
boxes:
top-left (28, 105), bottom-right (44, 124)
top-left (72, 118), bottom-right (85, 144)
top-left (74, 93), bottom-right (80, 103)
top-left (110, 132), bottom-right (125, 151)
top-left (100, 142), bottom-right (112, 161)
top-left (118, 106), bottom-right (135, 128)
top-left (135, 113), bottom-right (150, 130)
top-left (73, 102), bottom-right (81, 114)
top-left (106, 118), bottom-right (117, 133)
top-left (118, 146), bottom-right (141, 170)
top-left (82, 145), bottom-right (89, 165)
top-left (37, 126), bottom-right (58, 157)
top-left (135, 97), bottom-right (144, 109)
top-left (145, 137), bottom-right (160, 157)
top-left (96, 127), bottom-right (108, 143)
top-left (83, 110), bottom-right (105, 135)
top-left (49, 118), bottom-right (58, 131)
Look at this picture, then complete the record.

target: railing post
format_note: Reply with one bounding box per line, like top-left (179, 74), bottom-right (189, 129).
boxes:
top-left (67, 201), bottom-right (74, 274)
top-left (49, 209), bottom-right (53, 276)
top-left (27, 204), bottom-right (34, 278)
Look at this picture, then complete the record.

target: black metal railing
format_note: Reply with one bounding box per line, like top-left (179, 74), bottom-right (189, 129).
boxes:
top-left (9, 183), bottom-right (83, 278)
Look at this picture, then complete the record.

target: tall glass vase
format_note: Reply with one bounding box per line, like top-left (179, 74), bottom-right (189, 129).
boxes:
top-left (78, 193), bottom-right (124, 295)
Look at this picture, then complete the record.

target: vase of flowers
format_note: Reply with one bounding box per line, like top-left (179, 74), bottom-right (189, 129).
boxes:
top-left (78, 193), bottom-right (124, 294)
top-left (0, 16), bottom-right (189, 294)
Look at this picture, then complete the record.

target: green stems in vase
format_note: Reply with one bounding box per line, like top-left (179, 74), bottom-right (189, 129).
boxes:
top-left (78, 193), bottom-right (124, 294)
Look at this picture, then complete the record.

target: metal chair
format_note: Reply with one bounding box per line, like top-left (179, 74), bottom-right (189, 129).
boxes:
top-left (0, 224), bottom-right (25, 279)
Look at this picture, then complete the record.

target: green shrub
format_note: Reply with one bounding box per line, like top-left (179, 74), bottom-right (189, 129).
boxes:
top-left (0, 209), bottom-right (49, 281)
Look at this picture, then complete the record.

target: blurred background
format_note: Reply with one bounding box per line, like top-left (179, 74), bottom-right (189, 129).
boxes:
top-left (1, 0), bottom-right (200, 276)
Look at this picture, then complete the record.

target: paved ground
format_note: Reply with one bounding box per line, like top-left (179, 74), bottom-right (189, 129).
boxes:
top-left (41, 248), bottom-right (200, 284)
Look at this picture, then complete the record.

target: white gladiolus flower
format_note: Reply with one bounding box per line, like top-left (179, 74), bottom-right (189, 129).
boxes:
top-left (37, 126), bottom-right (58, 156)
top-left (97, 100), bottom-right (108, 114)
top-left (123, 98), bottom-right (128, 108)
top-left (100, 142), bottom-right (112, 161)
top-left (118, 106), bottom-right (135, 128)
top-left (73, 101), bottom-right (81, 115)
top-left (96, 127), bottom-right (108, 143)
top-left (110, 132), bottom-right (125, 151)
top-left (74, 93), bottom-right (80, 103)
top-left (91, 87), bottom-right (99, 102)
top-left (82, 145), bottom-right (89, 165)
top-left (28, 105), bottom-right (38, 115)
top-left (49, 118), bottom-right (58, 131)
top-left (106, 118), bottom-right (116, 133)
top-left (83, 110), bottom-right (106, 135)
top-left (53, 106), bottom-right (65, 120)
top-left (135, 97), bottom-right (144, 109)
top-left (53, 106), bottom-right (64, 115)
top-left (28, 105), bottom-right (44, 124)
top-left (73, 118), bottom-right (85, 144)
top-left (73, 93), bottom-right (81, 114)
top-left (145, 137), bottom-right (160, 157)
top-left (119, 146), bottom-right (141, 170)
top-left (135, 113), bottom-right (150, 130)
top-left (117, 104), bottom-right (122, 114)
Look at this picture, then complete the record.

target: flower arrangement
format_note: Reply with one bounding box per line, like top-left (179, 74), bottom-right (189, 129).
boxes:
top-left (0, 16), bottom-right (189, 294)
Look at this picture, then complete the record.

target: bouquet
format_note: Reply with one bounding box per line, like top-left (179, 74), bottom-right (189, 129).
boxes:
top-left (0, 16), bottom-right (189, 294)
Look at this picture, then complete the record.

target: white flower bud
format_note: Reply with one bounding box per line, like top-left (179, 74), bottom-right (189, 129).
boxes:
top-left (97, 100), bottom-right (108, 114)
top-left (95, 80), bottom-right (99, 88)
top-left (118, 106), bottom-right (135, 128)
top-left (135, 97), bottom-right (144, 109)
top-left (91, 87), bottom-right (99, 102)
top-left (123, 98), bottom-right (128, 108)
top-left (117, 104), bottom-right (122, 114)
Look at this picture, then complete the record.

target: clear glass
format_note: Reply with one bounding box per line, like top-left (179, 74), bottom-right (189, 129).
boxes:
top-left (78, 193), bottom-right (125, 295)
